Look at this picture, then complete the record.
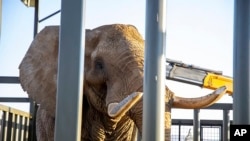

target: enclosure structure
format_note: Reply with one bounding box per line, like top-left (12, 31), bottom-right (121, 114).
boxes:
top-left (233, 0), bottom-right (250, 124)
top-left (0, 104), bottom-right (31, 141)
top-left (0, 0), bottom-right (249, 141)
top-left (0, 78), bottom-right (233, 141)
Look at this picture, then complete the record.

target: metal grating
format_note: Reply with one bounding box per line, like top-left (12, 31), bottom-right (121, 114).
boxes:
top-left (201, 126), bottom-right (221, 141)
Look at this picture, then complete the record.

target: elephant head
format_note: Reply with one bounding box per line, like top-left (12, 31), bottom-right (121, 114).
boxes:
top-left (19, 24), bottom-right (227, 141)
top-left (83, 24), bottom-right (227, 136)
top-left (84, 25), bottom-right (144, 116)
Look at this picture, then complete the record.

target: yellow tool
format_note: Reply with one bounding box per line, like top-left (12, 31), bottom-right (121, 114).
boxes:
top-left (166, 58), bottom-right (233, 95)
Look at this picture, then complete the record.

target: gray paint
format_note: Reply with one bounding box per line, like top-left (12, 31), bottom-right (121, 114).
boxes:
top-left (54, 0), bottom-right (86, 140)
top-left (233, 0), bottom-right (250, 124)
top-left (223, 110), bottom-right (230, 141)
top-left (0, 0), bottom-right (2, 42)
top-left (193, 109), bottom-right (200, 141)
top-left (142, 0), bottom-right (166, 140)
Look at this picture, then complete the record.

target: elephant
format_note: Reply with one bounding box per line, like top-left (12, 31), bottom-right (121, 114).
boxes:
top-left (19, 24), bottom-right (227, 141)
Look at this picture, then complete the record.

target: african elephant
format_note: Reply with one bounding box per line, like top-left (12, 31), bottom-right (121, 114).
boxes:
top-left (19, 24), bottom-right (227, 141)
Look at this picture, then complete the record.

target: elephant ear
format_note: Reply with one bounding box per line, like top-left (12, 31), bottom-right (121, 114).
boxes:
top-left (84, 28), bottom-right (101, 71)
top-left (19, 26), bottom-right (101, 116)
top-left (19, 26), bottom-right (59, 116)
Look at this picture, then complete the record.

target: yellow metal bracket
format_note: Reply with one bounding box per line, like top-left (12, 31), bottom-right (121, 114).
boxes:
top-left (203, 73), bottom-right (233, 95)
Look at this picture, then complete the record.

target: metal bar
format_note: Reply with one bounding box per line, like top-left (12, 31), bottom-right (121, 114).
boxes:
top-left (28, 103), bottom-right (37, 141)
top-left (223, 110), bottom-right (230, 141)
top-left (28, 1), bottom-right (39, 141)
top-left (23, 117), bottom-right (29, 140)
top-left (200, 126), bottom-right (203, 141)
top-left (172, 119), bottom-right (233, 126)
top-left (142, 0), bottom-right (166, 140)
top-left (203, 103), bottom-right (232, 110)
top-left (0, 77), bottom-right (19, 83)
top-left (33, 0), bottom-right (39, 38)
top-left (193, 109), bottom-right (200, 141)
top-left (0, 98), bottom-right (30, 102)
top-left (6, 112), bottom-right (13, 141)
top-left (1, 111), bottom-right (7, 141)
top-left (178, 124), bottom-right (181, 141)
top-left (38, 10), bottom-right (61, 23)
top-left (136, 129), bottom-right (141, 141)
top-left (0, 0), bottom-right (2, 42)
top-left (54, 0), bottom-right (86, 140)
top-left (233, 0), bottom-right (250, 124)
top-left (173, 103), bottom-right (233, 110)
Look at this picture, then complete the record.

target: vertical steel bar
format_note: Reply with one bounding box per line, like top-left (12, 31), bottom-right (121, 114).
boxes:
top-left (136, 129), bottom-right (141, 141)
top-left (200, 126), bottom-right (203, 141)
top-left (33, 0), bottom-right (39, 37)
top-left (178, 125), bottom-right (181, 141)
top-left (142, 0), bottom-right (166, 141)
top-left (54, 0), bottom-right (86, 140)
top-left (0, 0), bottom-right (2, 42)
top-left (193, 109), bottom-right (200, 141)
top-left (29, 1), bottom-right (39, 140)
top-left (6, 113), bottom-right (13, 141)
top-left (233, 0), bottom-right (250, 124)
top-left (223, 110), bottom-right (230, 141)
top-left (29, 103), bottom-right (37, 141)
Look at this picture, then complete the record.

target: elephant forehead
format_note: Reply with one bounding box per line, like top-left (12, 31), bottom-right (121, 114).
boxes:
top-left (94, 41), bottom-right (143, 56)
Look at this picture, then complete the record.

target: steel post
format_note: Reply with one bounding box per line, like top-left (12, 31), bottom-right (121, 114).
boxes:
top-left (178, 124), bottom-right (181, 141)
top-left (33, 0), bottom-right (39, 38)
top-left (0, 0), bottom-right (2, 42)
top-left (233, 0), bottom-right (250, 124)
top-left (142, 0), bottom-right (166, 141)
top-left (223, 110), bottom-right (230, 141)
top-left (55, 0), bottom-right (86, 140)
top-left (28, 1), bottom-right (39, 140)
top-left (193, 109), bottom-right (200, 141)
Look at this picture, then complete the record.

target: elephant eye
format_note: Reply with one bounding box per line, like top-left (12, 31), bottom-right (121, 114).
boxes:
top-left (95, 60), bottom-right (104, 70)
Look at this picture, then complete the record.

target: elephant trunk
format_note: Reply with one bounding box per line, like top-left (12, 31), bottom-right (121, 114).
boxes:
top-left (128, 99), bottom-right (172, 141)
top-left (106, 69), bottom-right (144, 119)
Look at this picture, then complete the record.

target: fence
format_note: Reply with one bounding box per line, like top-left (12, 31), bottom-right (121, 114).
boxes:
top-left (0, 104), bottom-right (31, 141)
top-left (0, 76), bottom-right (232, 141)
top-left (0, 77), bottom-right (37, 141)
top-left (171, 119), bottom-right (232, 141)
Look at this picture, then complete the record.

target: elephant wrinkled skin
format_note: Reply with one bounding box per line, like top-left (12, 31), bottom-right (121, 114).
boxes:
top-left (19, 24), bottom-right (227, 141)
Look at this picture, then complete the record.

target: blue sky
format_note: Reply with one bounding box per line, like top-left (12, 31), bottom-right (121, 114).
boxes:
top-left (0, 0), bottom-right (234, 119)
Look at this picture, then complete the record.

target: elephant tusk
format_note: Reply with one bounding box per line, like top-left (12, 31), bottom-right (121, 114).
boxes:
top-left (173, 86), bottom-right (227, 109)
top-left (108, 92), bottom-right (143, 118)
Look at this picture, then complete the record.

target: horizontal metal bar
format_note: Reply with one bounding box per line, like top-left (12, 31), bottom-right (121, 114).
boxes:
top-left (173, 103), bottom-right (232, 110)
top-left (172, 119), bottom-right (233, 126)
top-left (0, 98), bottom-right (30, 103)
top-left (0, 76), bottom-right (20, 83)
top-left (205, 103), bottom-right (232, 110)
